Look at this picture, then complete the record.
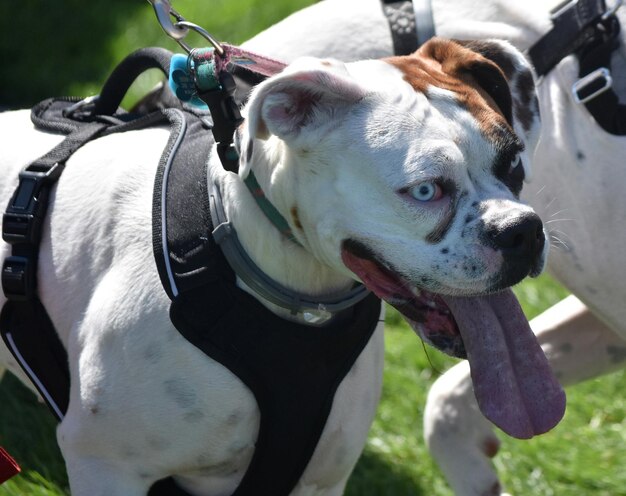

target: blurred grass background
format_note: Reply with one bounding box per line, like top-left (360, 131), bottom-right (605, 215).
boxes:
top-left (0, 1), bottom-right (624, 495)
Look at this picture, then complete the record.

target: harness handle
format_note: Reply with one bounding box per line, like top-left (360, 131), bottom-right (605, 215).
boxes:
top-left (92, 47), bottom-right (173, 116)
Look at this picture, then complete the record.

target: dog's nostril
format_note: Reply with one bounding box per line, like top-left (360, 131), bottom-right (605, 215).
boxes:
top-left (491, 213), bottom-right (544, 255)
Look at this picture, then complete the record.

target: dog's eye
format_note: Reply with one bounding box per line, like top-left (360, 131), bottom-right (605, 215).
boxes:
top-left (410, 181), bottom-right (443, 202)
top-left (509, 154), bottom-right (522, 174)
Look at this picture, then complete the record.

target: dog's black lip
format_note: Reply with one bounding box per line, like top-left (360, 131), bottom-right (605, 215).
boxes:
top-left (342, 239), bottom-right (380, 263)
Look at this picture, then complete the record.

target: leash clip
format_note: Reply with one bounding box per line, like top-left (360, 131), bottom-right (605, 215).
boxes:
top-left (146, 0), bottom-right (225, 57)
top-left (572, 66), bottom-right (613, 103)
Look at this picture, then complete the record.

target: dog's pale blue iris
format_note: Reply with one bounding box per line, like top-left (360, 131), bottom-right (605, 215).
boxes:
top-left (411, 181), bottom-right (441, 202)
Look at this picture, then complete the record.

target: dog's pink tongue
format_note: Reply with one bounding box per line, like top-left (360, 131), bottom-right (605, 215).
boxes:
top-left (444, 290), bottom-right (566, 439)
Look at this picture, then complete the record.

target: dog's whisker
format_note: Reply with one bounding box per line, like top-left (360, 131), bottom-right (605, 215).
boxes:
top-left (545, 218), bottom-right (576, 225)
top-left (549, 234), bottom-right (570, 252)
top-left (549, 228), bottom-right (573, 240)
top-left (534, 184), bottom-right (547, 196)
top-left (549, 208), bottom-right (570, 218)
top-left (544, 196), bottom-right (557, 210)
top-left (420, 338), bottom-right (442, 375)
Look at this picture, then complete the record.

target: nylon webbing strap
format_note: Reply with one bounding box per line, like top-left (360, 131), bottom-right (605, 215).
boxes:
top-left (412, 0), bottom-right (436, 47)
top-left (1, 121), bottom-right (107, 421)
top-left (2, 122), bottom-right (107, 301)
top-left (527, 0), bottom-right (607, 77)
top-left (382, 0), bottom-right (420, 55)
top-left (93, 47), bottom-right (173, 116)
top-left (381, 0), bottom-right (435, 55)
top-left (577, 17), bottom-right (626, 135)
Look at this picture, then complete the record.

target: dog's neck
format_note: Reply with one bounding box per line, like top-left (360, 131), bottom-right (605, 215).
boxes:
top-left (210, 140), bottom-right (356, 321)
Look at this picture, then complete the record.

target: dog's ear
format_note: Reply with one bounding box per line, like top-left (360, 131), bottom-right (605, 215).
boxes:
top-left (451, 39), bottom-right (541, 180)
top-left (239, 58), bottom-right (366, 178)
top-left (415, 38), bottom-right (540, 181)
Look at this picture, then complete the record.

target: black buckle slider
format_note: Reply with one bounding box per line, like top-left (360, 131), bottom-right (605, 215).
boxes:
top-left (197, 72), bottom-right (243, 144)
top-left (3, 162), bottom-right (65, 245)
top-left (572, 66), bottom-right (613, 103)
top-left (1, 256), bottom-right (35, 301)
top-left (2, 212), bottom-right (41, 245)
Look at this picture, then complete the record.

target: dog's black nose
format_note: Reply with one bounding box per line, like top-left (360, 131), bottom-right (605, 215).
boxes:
top-left (489, 212), bottom-right (545, 260)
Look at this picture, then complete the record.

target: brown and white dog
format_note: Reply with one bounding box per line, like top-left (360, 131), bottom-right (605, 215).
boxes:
top-left (0, 25), bottom-right (555, 496)
top-left (241, 0), bottom-right (626, 494)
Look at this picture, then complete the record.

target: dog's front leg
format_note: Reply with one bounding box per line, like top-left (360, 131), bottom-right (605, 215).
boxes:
top-left (59, 447), bottom-right (151, 496)
top-left (423, 295), bottom-right (626, 496)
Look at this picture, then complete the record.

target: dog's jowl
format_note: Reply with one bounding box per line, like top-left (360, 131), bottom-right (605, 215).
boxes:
top-left (0, 37), bottom-right (562, 496)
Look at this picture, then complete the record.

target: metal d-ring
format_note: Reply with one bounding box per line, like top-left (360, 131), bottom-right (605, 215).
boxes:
top-left (174, 21), bottom-right (225, 57)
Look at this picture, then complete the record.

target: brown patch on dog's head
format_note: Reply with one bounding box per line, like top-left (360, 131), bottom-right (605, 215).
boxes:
top-left (384, 38), bottom-right (513, 137)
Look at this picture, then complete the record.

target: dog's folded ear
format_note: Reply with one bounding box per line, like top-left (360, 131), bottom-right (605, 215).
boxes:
top-left (417, 38), bottom-right (541, 181)
top-left (238, 58), bottom-right (366, 178)
top-left (452, 39), bottom-right (541, 180)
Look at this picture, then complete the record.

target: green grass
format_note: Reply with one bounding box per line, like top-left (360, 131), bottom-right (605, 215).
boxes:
top-left (1, 1), bottom-right (625, 495)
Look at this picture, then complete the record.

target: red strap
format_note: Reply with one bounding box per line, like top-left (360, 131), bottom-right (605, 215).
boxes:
top-left (0, 447), bottom-right (20, 484)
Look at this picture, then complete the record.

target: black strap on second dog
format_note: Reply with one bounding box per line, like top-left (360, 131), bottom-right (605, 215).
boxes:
top-left (381, 0), bottom-right (435, 55)
top-left (576, 15), bottom-right (626, 135)
top-left (527, 0), bottom-right (626, 136)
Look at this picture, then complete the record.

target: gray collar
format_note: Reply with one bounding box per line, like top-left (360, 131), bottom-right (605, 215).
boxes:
top-left (209, 180), bottom-right (371, 326)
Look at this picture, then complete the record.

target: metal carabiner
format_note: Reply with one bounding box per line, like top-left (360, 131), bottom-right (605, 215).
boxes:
top-left (146, 0), bottom-right (225, 57)
top-left (146, 0), bottom-right (188, 41)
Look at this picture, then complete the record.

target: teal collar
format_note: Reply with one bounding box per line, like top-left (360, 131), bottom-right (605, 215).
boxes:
top-left (243, 171), bottom-right (303, 247)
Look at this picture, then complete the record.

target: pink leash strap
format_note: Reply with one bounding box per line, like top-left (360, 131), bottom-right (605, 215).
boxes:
top-left (220, 44), bottom-right (287, 77)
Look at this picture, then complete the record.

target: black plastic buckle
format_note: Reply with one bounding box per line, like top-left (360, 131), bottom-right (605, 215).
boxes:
top-left (2, 212), bottom-right (40, 245)
top-left (1, 256), bottom-right (35, 301)
top-left (197, 72), bottom-right (243, 144)
top-left (2, 162), bottom-right (65, 245)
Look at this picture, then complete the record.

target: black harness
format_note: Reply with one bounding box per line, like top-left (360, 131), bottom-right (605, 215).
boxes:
top-left (382, 0), bottom-right (626, 136)
top-left (1, 47), bottom-right (381, 496)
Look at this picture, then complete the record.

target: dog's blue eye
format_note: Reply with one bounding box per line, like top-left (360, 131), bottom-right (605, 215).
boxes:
top-left (411, 181), bottom-right (442, 202)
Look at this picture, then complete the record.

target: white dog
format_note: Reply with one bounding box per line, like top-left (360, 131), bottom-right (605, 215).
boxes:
top-left (0, 23), bottom-right (553, 496)
top-left (241, 0), bottom-right (626, 494)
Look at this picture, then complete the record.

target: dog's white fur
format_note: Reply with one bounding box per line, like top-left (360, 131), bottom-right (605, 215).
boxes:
top-left (0, 34), bottom-right (545, 496)
top-left (239, 0), bottom-right (626, 494)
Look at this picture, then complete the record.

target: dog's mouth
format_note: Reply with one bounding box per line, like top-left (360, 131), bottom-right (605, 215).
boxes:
top-left (341, 240), bottom-right (566, 439)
